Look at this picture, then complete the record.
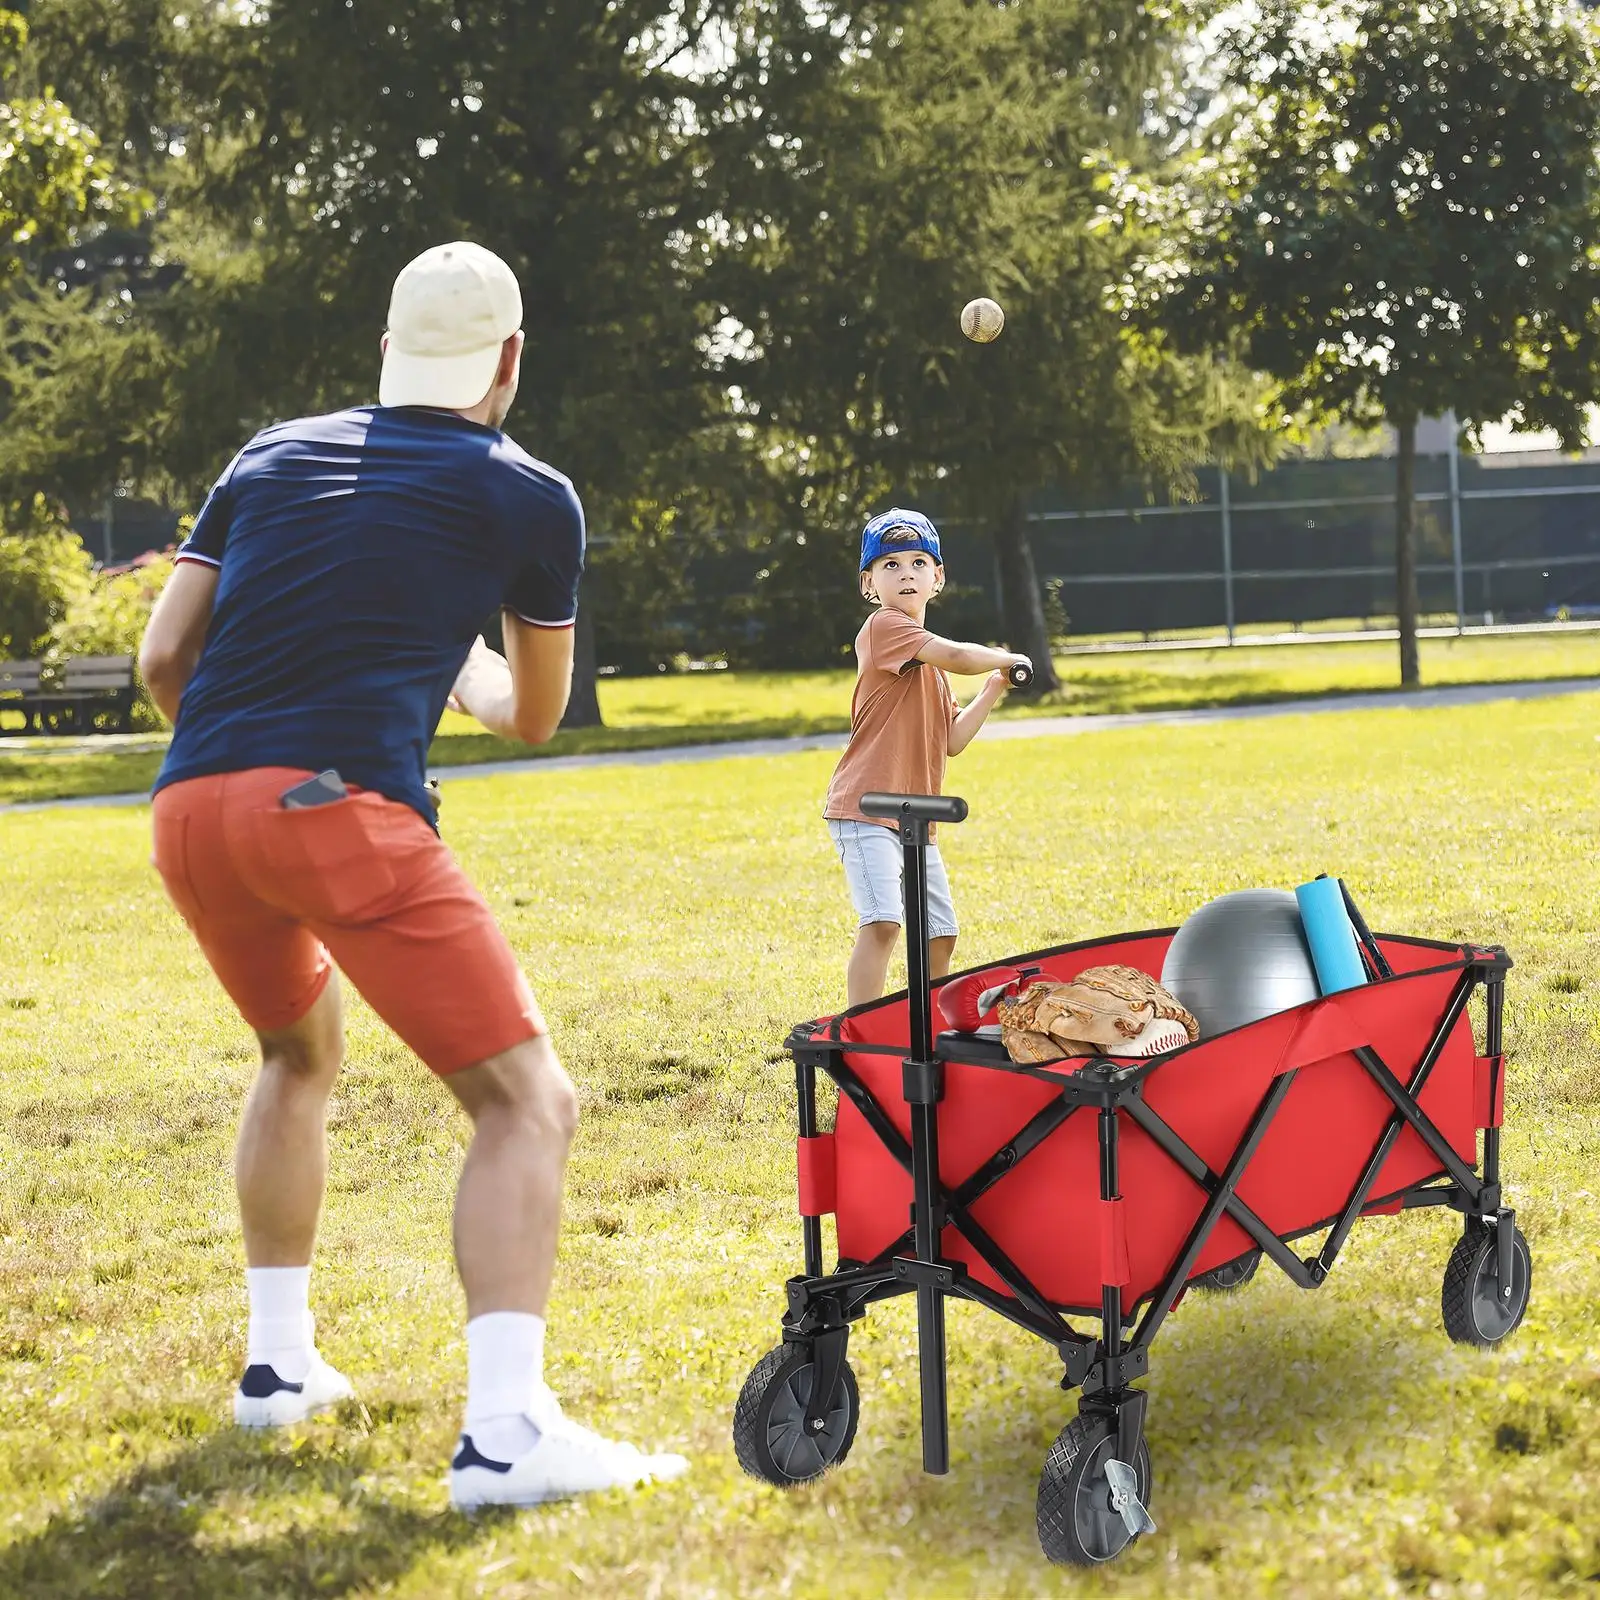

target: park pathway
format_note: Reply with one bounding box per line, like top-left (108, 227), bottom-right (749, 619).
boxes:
top-left (3, 673), bottom-right (1596, 817)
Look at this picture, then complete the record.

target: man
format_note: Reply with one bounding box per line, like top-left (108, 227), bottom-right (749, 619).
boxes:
top-left (138, 241), bottom-right (687, 1508)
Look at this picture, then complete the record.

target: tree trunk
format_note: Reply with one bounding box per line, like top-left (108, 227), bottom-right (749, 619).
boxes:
top-left (561, 591), bottom-right (603, 728)
top-left (993, 495), bottom-right (1060, 695)
top-left (1393, 413), bottom-right (1421, 689)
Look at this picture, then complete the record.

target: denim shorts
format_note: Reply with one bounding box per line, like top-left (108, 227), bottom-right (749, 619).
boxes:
top-left (827, 818), bottom-right (958, 938)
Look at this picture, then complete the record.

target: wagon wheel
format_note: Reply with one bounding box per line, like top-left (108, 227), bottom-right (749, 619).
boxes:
top-left (1193, 1249), bottom-right (1262, 1293)
top-left (733, 1344), bottom-right (860, 1486)
top-left (1037, 1413), bottom-right (1154, 1566)
top-left (1442, 1223), bottom-right (1531, 1347)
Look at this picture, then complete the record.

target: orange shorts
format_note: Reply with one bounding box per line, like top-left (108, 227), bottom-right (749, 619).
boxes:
top-left (151, 768), bottom-right (545, 1075)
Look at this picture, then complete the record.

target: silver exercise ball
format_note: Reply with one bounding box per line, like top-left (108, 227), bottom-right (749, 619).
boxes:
top-left (1160, 889), bottom-right (1321, 1039)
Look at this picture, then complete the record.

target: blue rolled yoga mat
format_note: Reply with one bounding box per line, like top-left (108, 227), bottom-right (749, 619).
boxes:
top-left (1295, 877), bottom-right (1369, 996)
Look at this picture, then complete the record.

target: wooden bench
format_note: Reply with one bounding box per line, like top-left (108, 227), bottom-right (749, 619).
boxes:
top-left (1, 654), bottom-right (138, 735)
top-left (0, 659), bottom-right (46, 735)
top-left (50, 654), bottom-right (138, 734)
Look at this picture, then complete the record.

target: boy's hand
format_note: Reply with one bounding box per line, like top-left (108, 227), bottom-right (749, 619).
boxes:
top-left (984, 653), bottom-right (1031, 697)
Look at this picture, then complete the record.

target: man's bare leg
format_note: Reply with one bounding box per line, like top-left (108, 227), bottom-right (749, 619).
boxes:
top-left (930, 934), bottom-right (957, 981)
top-left (846, 919), bottom-right (902, 1008)
top-left (444, 1032), bottom-right (579, 1317)
top-left (237, 976), bottom-right (344, 1266)
top-left (443, 1031), bottom-right (688, 1500)
top-left (232, 976), bottom-right (353, 1424)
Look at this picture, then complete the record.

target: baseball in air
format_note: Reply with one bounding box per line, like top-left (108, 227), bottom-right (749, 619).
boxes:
top-left (960, 297), bottom-right (1005, 343)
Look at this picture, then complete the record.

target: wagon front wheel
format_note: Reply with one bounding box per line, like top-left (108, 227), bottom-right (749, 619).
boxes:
top-left (1442, 1223), bottom-right (1531, 1347)
top-left (733, 1343), bottom-right (860, 1486)
top-left (1037, 1413), bottom-right (1154, 1566)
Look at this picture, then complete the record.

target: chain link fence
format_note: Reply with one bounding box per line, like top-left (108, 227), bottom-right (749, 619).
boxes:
top-left (1013, 448), bottom-right (1600, 638)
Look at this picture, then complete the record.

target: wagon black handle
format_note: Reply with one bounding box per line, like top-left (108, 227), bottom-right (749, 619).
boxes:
top-left (859, 790), bottom-right (965, 1482)
top-left (860, 793), bottom-right (969, 824)
top-left (1007, 661), bottom-right (1033, 689)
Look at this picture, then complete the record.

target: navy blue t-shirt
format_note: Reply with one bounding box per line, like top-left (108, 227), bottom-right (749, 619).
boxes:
top-left (155, 405), bottom-right (585, 823)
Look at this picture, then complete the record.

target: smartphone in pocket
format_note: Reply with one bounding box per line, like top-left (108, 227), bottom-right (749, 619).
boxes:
top-left (280, 769), bottom-right (349, 809)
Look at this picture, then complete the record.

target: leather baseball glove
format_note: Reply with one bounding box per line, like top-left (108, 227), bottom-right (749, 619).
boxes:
top-left (996, 965), bottom-right (1199, 1064)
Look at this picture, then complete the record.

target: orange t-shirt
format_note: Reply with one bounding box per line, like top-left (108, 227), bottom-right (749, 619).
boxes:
top-left (823, 608), bottom-right (959, 831)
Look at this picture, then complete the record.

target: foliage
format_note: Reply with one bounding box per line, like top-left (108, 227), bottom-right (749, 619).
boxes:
top-left (1166, 0), bottom-right (1600, 684)
top-left (5, 0), bottom-right (884, 710)
top-left (5, 0), bottom-right (1278, 685)
top-left (47, 551), bottom-right (175, 729)
top-left (0, 493), bottom-right (171, 727)
top-left (0, 276), bottom-right (179, 501)
top-left (6, 0), bottom-right (833, 495)
top-left (0, 496), bottom-right (92, 656)
top-left (585, 432), bottom-right (792, 674)
top-left (1182, 0), bottom-right (1600, 439)
top-left (1, 694), bottom-right (1598, 1594)
top-left (0, 7), bottom-right (144, 280)
top-left (708, 0), bottom-right (1279, 683)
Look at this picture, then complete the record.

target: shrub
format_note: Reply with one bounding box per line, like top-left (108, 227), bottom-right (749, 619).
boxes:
top-left (49, 551), bottom-right (176, 731)
top-left (0, 496), bottom-right (94, 658)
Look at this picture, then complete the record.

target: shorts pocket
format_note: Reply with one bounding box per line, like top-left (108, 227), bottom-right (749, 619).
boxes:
top-left (268, 792), bottom-right (401, 925)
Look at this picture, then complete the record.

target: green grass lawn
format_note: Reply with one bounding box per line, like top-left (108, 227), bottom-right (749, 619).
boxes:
top-left (1, 692), bottom-right (1598, 1598)
top-left (2, 628), bottom-right (1597, 806)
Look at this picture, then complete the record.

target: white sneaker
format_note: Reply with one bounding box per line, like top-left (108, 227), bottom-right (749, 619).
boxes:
top-left (450, 1389), bottom-right (689, 1509)
top-left (233, 1349), bottom-right (355, 1428)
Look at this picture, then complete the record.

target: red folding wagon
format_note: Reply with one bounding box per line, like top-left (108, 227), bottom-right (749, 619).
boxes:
top-left (732, 794), bottom-right (1529, 1566)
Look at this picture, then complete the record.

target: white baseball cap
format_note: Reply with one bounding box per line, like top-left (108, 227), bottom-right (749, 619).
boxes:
top-left (379, 241), bottom-right (523, 409)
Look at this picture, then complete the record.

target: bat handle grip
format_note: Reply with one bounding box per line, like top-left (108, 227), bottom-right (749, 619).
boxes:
top-left (1007, 661), bottom-right (1033, 689)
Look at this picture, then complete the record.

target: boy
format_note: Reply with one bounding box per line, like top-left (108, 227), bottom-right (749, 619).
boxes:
top-left (823, 508), bottom-right (1031, 1006)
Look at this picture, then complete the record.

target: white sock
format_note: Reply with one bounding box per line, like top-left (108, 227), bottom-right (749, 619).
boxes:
top-left (464, 1311), bottom-right (545, 1462)
top-left (246, 1266), bottom-right (314, 1383)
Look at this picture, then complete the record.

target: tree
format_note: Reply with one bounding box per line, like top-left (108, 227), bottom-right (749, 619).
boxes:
top-left (0, 4), bottom-right (148, 532)
top-left (7, 0), bottom-right (867, 721)
top-left (1172, 0), bottom-right (1600, 686)
top-left (0, 6), bottom-right (143, 280)
top-left (703, 0), bottom-right (1273, 690)
top-left (10, 0), bottom-right (1268, 688)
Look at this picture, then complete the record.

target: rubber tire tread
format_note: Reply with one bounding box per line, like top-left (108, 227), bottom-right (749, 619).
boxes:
top-left (1441, 1225), bottom-right (1531, 1348)
top-left (732, 1344), bottom-right (860, 1486)
top-left (1193, 1249), bottom-right (1262, 1293)
top-left (1037, 1413), bottom-right (1154, 1567)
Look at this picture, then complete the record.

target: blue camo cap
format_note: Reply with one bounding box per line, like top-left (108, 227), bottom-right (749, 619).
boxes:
top-left (859, 508), bottom-right (942, 572)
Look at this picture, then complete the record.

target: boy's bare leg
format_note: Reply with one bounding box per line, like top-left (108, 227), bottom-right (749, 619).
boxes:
top-left (930, 935), bottom-right (956, 981)
top-left (445, 1032), bottom-right (580, 1316)
top-left (846, 920), bottom-right (901, 1008)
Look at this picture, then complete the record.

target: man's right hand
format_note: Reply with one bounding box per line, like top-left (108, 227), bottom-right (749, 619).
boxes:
top-left (446, 625), bottom-right (572, 747)
top-left (450, 636), bottom-right (510, 718)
